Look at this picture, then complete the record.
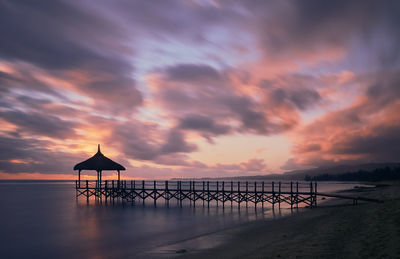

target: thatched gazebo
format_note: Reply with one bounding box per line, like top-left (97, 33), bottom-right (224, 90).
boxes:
top-left (74, 144), bottom-right (125, 183)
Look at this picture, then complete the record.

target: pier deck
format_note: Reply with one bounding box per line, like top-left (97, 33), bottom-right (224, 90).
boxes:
top-left (76, 180), bottom-right (319, 207)
top-left (76, 180), bottom-right (383, 207)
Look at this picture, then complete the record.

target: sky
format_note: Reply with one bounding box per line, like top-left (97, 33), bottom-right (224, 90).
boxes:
top-left (1, 0), bottom-right (400, 180)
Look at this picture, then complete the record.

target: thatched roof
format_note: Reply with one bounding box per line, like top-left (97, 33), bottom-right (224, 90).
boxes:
top-left (73, 145), bottom-right (126, 171)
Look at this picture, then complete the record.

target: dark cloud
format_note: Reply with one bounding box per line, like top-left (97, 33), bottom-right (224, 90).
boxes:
top-left (0, 110), bottom-right (77, 139)
top-left (161, 129), bottom-right (197, 153)
top-left (164, 64), bottom-right (221, 82)
top-left (222, 95), bottom-right (294, 134)
top-left (112, 123), bottom-right (197, 161)
top-left (0, 0), bottom-right (142, 112)
top-left (268, 87), bottom-right (320, 111)
top-left (260, 74), bottom-right (322, 110)
top-left (239, 0), bottom-right (400, 66)
top-left (0, 0), bottom-right (118, 70)
top-left (179, 114), bottom-right (231, 135)
top-left (330, 124), bottom-right (400, 162)
top-left (287, 70), bottom-right (400, 169)
top-left (0, 136), bottom-right (81, 174)
top-left (154, 63), bottom-right (302, 137)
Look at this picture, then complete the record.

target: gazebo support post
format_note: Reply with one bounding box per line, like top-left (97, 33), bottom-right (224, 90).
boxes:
top-left (96, 171), bottom-right (100, 194)
top-left (99, 170), bottom-right (103, 191)
top-left (118, 170), bottom-right (120, 188)
top-left (78, 170), bottom-right (81, 188)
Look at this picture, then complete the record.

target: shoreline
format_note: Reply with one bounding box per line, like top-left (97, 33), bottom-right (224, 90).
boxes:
top-left (176, 182), bottom-right (400, 258)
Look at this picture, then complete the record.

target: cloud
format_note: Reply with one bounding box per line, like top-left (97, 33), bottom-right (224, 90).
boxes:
top-left (0, 0), bottom-right (142, 113)
top-left (150, 63), bottom-right (310, 139)
top-left (1, 1), bottom-right (400, 178)
top-left (111, 122), bottom-right (197, 161)
top-left (240, 158), bottom-right (268, 172)
top-left (285, 70), bottom-right (400, 169)
top-left (164, 64), bottom-right (221, 82)
top-left (0, 136), bottom-right (82, 174)
top-left (178, 114), bottom-right (231, 135)
top-left (0, 110), bottom-right (77, 139)
top-left (161, 129), bottom-right (197, 153)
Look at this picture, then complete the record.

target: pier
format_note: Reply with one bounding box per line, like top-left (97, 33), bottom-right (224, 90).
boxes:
top-left (75, 180), bottom-right (384, 207)
top-left (73, 146), bottom-right (383, 208)
top-left (76, 180), bottom-right (318, 207)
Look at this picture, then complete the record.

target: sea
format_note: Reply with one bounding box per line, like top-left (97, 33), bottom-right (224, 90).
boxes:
top-left (0, 180), bottom-right (371, 258)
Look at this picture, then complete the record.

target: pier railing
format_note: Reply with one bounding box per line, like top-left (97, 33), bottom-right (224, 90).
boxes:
top-left (75, 180), bottom-right (318, 207)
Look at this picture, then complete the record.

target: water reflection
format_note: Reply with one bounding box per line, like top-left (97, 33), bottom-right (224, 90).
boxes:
top-left (0, 181), bottom-right (364, 258)
top-left (73, 195), bottom-right (301, 257)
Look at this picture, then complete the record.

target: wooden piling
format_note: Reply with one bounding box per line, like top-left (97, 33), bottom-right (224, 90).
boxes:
top-left (262, 181), bottom-right (265, 208)
top-left (254, 181), bottom-right (257, 208)
top-left (245, 181), bottom-right (248, 207)
top-left (142, 180), bottom-right (145, 206)
top-left (202, 181), bottom-right (205, 206)
top-left (278, 182), bottom-right (281, 207)
top-left (231, 181), bottom-right (233, 207)
top-left (272, 181), bottom-right (275, 206)
top-left (290, 181), bottom-right (293, 208)
top-left (207, 181), bottom-right (210, 208)
top-left (238, 181), bottom-right (241, 208)
top-left (222, 181), bottom-right (225, 208)
top-left (86, 180), bottom-right (89, 203)
top-left (153, 180), bottom-right (157, 206)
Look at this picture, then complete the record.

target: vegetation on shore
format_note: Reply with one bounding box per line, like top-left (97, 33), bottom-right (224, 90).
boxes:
top-left (305, 166), bottom-right (400, 182)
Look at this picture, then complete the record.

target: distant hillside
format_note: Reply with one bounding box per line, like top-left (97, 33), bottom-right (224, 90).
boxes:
top-left (171, 163), bottom-right (400, 181)
top-left (284, 163), bottom-right (400, 180)
top-left (308, 165), bottom-right (400, 182)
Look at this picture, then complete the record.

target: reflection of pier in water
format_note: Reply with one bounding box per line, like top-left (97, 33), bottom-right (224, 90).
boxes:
top-left (75, 180), bottom-right (318, 208)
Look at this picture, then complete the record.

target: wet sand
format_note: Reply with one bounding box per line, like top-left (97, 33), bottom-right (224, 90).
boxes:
top-left (179, 182), bottom-right (400, 258)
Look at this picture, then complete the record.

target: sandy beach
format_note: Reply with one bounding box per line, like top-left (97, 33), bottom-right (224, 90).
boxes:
top-left (179, 182), bottom-right (400, 259)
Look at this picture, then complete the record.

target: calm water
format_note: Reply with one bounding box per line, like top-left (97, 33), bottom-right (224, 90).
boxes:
top-left (0, 181), bottom-right (369, 258)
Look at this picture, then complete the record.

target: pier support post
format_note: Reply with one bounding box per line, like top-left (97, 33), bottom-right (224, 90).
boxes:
top-left (238, 181), bottom-right (241, 209)
top-left (231, 181), bottom-right (233, 207)
top-left (290, 181), bottom-right (293, 208)
top-left (216, 181), bottom-right (219, 206)
top-left (193, 181), bottom-right (196, 207)
top-left (254, 181), bottom-right (257, 208)
top-left (179, 181), bottom-right (183, 207)
top-left (105, 180), bottom-right (108, 203)
top-left (202, 181), bottom-right (205, 206)
top-left (278, 182), bottom-right (281, 208)
top-left (262, 181), bottom-right (265, 208)
top-left (245, 181), bottom-right (248, 207)
top-left (153, 181), bottom-right (157, 206)
top-left (222, 181), bottom-right (225, 208)
top-left (272, 181), bottom-right (275, 207)
top-left (86, 180), bottom-right (89, 203)
top-left (207, 181), bottom-right (210, 208)
top-left (310, 182), bottom-right (313, 207)
top-left (296, 182), bottom-right (299, 208)
top-left (142, 180), bottom-right (145, 206)
top-left (189, 181), bottom-right (192, 206)
top-left (165, 181), bottom-right (169, 206)
top-left (314, 182), bottom-right (318, 207)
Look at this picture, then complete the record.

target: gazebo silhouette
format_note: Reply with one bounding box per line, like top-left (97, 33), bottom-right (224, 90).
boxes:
top-left (74, 145), bottom-right (125, 186)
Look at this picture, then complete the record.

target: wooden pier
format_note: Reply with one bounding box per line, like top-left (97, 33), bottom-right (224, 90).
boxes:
top-left (73, 146), bottom-right (382, 208)
top-left (75, 180), bottom-right (318, 207)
